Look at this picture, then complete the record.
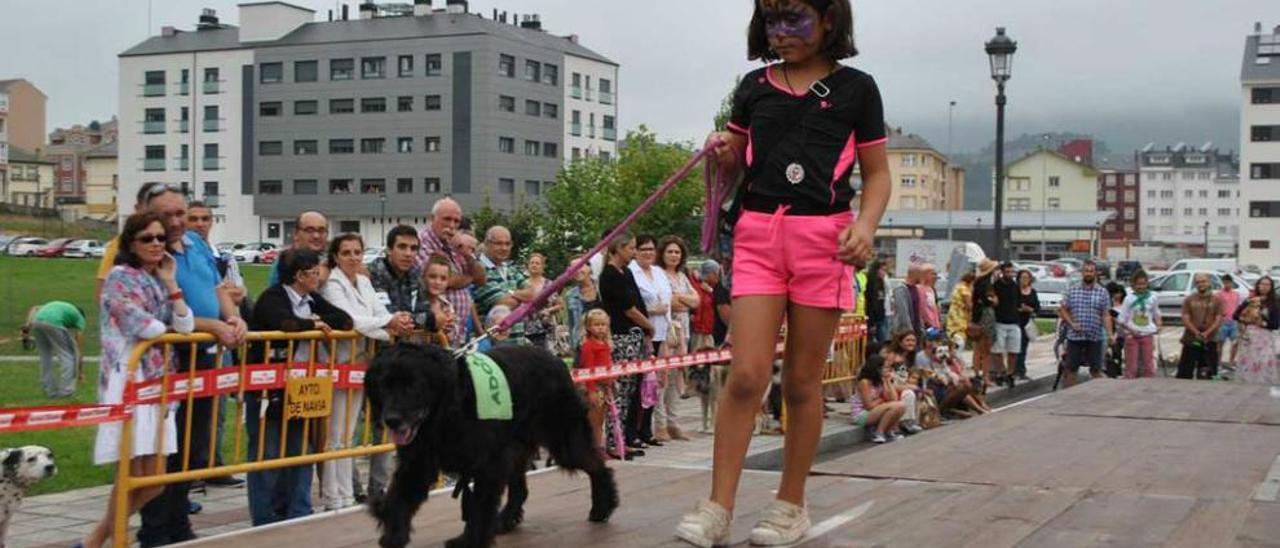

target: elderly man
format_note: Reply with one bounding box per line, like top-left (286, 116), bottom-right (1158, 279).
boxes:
top-left (473, 226), bottom-right (536, 343)
top-left (418, 198), bottom-right (485, 345)
top-left (96, 182), bottom-right (189, 302)
top-left (891, 264), bottom-right (923, 337)
top-left (268, 211), bottom-right (330, 286)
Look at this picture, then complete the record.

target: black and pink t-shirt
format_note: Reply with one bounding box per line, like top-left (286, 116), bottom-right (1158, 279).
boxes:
top-left (728, 64), bottom-right (886, 215)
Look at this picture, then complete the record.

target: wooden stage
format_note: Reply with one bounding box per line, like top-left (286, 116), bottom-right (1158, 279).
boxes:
top-left (187, 379), bottom-right (1280, 547)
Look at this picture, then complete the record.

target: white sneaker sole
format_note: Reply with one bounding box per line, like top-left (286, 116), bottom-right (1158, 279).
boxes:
top-left (749, 520), bottom-right (810, 546)
top-left (675, 522), bottom-right (728, 548)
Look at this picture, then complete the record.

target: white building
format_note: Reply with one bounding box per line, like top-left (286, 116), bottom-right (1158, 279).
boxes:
top-left (564, 52), bottom-right (619, 162)
top-left (1137, 143), bottom-right (1240, 255)
top-left (1240, 22), bottom-right (1280, 268)
top-left (118, 9), bottom-right (255, 243)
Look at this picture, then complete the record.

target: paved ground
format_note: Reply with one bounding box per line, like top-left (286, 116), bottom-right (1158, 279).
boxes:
top-left (2, 328), bottom-right (1188, 548)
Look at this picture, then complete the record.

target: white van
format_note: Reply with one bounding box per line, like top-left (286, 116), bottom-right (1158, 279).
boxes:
top-left (1168, 258), bottom-right (1237, 274)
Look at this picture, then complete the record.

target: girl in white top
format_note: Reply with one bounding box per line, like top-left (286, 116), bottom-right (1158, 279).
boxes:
top-left (320, 234), bottom-right (410, 511)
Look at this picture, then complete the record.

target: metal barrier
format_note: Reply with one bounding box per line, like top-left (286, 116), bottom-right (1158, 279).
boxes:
top-left (0, 316), bottom-right (866, 547)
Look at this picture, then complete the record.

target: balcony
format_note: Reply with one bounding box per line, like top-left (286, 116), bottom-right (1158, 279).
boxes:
top-left (178, 157), bottom-right (189, 171)
top-left (202, 81), bottom-right (219, 94)
top-left (570, 122), bottom-right (582, 136)
top-left (203, 157), bottom-right (220, 171)
top-left (178, 82), bottom-right (189, 95)
top-left (143, 121), bottom-right (165, 134)
top-left (599, 91), bottom-right (614, 105)
top-left (570, 85), bottom-right (582, 99)
top-left (203, 119), bottom-right (219, 132)
top-left (585, 88), bottom-right (593, 101)
top-left (143, 84), bottom-right (166, 97)
top-left (588, 124), bottom-right (596, 139)
top-left (202, 194), bottom-right (221, 207)
top-left (178, 120), bottom-right (189, 133)
top-left (603, 127), bottom-right (617, 141)
top-left (143, 158), bottom-right (165, 171)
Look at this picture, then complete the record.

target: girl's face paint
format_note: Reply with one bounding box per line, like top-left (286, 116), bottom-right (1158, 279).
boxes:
top-left (763, 2), bottom-right (818, 44)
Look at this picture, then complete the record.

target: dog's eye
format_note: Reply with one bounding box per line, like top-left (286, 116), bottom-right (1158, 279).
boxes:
top-left (27, 457), bottom-right (36, 463)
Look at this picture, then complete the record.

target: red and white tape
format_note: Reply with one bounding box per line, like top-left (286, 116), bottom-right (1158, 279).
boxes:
top-left (0, 403), bottom-right (132, 433)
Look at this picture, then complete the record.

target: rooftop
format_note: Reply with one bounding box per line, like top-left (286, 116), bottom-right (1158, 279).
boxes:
top-left (119, 10), bottom-right (615, 65)
top-left (1094, 154), bottom-right (1138, 172)
top-left (85, 141), bottom-right (118, 159)
top-left (1242, 23), bottom-right (1280, 83)
top-left (885, 127), bottom-right (938, 153)
top-left (7, 146), bottom-right (55, 165)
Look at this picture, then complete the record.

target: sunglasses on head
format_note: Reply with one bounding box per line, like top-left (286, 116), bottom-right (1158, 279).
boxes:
top-left (139, 183), bottom-right (182, 201)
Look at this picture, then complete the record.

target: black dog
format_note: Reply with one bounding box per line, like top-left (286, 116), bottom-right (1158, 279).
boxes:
top-left (365, 343), bottom-right (619, 548)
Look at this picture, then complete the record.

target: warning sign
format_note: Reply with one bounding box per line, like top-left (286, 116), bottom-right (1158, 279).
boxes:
top-left (285, 377), bottom-right (333, 420)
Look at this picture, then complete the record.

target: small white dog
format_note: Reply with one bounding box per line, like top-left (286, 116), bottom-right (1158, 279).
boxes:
top-left (1, 446), bottom-right (58, 547)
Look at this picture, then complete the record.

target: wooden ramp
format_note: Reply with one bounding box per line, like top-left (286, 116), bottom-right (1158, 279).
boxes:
top-left (187, 379), bottom-right (1280, 547)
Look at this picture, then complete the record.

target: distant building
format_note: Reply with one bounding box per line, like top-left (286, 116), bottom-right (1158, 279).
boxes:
top-left (0, 79), bottom-right (48, 203)
top-left (118, 1), bottom-right (618, 245)
top-left (1095, 153), bottom-right (1141, 248)
top-left (1, 146), bottom-right (55, 207)
top-left (882, 127), bottom-right (962, 211)
top-left (83, 141), bottom-right (118, 220)
top-left (1137, 143), bottom-right (1239, 255)
top-left (1240, 22), bottom-right (1280, 268)
top-left (45, 118), bottom-right (117, 209)
top-left (1001, 148), bottom-right (1100, 260)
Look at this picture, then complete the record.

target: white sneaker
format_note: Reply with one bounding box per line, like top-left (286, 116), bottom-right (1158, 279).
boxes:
top-left (675, 500), bottom-right (732, 547)
top-left (749, 499), bottom-right (810, 545)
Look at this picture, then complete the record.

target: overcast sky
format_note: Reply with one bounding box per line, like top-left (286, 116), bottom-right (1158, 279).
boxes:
top-left (1, 0), bottom-right (1274, 153)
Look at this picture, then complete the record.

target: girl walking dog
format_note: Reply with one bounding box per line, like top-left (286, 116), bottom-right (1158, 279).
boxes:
top-left (675, 0), bottom-right (890, 545)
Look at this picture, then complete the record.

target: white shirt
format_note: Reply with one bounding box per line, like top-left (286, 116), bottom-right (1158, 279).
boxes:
top-left (282, 285), bottom-right (327, 363)
top-left (629, 260), bottom-right (672, 342)
top-left (322, 269), bottom-right (395, 362)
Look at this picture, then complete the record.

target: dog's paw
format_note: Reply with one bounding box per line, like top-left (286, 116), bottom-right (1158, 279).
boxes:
top-left (444, 534), bottom-right (478, 548)
top-left (588, 498), bottom-right (618, 523)
top-left (496, 507), bottom-right (524, 534)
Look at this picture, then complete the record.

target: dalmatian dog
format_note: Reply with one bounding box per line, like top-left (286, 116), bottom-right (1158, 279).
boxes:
top-left (1, 446), bottom-right (57, 547)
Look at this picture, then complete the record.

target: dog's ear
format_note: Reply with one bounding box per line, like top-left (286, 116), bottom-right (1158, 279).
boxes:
top-left (3, 448), bottom-right (22, 479)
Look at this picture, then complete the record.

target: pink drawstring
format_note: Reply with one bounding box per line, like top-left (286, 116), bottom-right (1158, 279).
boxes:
top-left (767, 205), bottom-right (792, 245)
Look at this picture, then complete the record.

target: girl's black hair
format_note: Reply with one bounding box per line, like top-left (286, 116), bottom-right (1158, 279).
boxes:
top-left (747, 0), bottom-right (858, 62)
top-left (857, 354), bottom-right (886, 387)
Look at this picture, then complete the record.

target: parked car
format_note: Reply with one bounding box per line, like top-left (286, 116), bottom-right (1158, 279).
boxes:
top-left (1015, 262), bottom-right (1051, 280)
top-left (232, 242), bottom-right (277, 263)
top-left (1113, 261), bottom-right (1142, 283)
top-left (62, 239), bottom-right (105, 259)
top-left (216, 242), bottom-right (241, 254)
top-left (261, 247), bottom-right (281, 264)
top-left (1168, 258), bottom-right (1237, 274)
top-left (1270, 266), bottom-right (1280, 278)
top-left (363, 246), bottom-right (385, 264)
top-left (36, 238), bottom-right (79, 258)
top-left (1032, 278), bottom-right (1069, 317)
top-left (1093, 259), bottom-right (1112, 280)
top-left (1148, 270), bottom-right (1252, 322)
top-left (0, 235), bottom-right (16, 254)
top-left (6, 237), bottom-right (47, 256)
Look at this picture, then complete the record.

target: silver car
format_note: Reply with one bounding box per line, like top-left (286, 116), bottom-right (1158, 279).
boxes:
top-left (1032, 278), bottom-right (1069, 317)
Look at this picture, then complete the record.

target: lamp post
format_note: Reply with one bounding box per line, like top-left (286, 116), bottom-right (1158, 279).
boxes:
top-left (380, 192), bottom-right (387, 235)
top-left (1203, 221), bottom-right (1210, 257)
top-left (986, 27), bottom-right (1017, 261)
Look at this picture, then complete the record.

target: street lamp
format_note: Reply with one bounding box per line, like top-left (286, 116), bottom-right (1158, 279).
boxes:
top-left (986, 27), bottom-right (1017, 261)
top-left (380, 192), bottom-right (387, 235)
top-left (1203, 221), bottom-right (1210, 257)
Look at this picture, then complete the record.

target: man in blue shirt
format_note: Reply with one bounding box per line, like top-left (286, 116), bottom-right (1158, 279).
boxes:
top-left (1058, 260), bottom-right (1114, 388)
top-left (137, 188), bottom-right (247, 547)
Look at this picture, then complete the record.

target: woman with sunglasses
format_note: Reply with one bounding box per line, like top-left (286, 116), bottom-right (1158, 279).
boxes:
top-left (82, 212), bottom-right (195, 548)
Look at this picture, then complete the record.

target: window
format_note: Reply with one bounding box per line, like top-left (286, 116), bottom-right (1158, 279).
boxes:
top-left (425, 54), bottom-right (442, 76)
top-left (1147, 190), bottom-right (1156, 198)
top-left (1048, 176), bottom-right (1060, 188)
top-left (1160, 190), bottom-right (1174, 199)
top-left (525, 100), bottom-right (541, 116)
top-left (901, 176), bottom-right (917, 188)
top-left (1251, 201), bottom-right (1280, 217)
top-left (1148, 153), bottom-right (1171, 165)
top-left (1124, 190), bottom-right (1135, 202)
top-left (525, 60), bottom-right (541, 82)
top-left (144, 70), bottom-right (165, 96)
top-left (1183, 172), bottom-right (1195, 180)
top-left (525, 140), bottom-right (541, 156)
top-left (1252, 163), bottom-right (1280, 179)
top-left (398, 55), bottom-right (414, 77)
top-left (1219, 208), bottom-right (1232, 216)
top-left (144, 108), bottom-right (165, 133)
top-left (425, 136), bottom-right (441, 152)
top-left (525, 180), bottom-right (541, 195)
top-left (1160, 208), bottom-right (1174, 216)
top-left (499, 137), bottom-right (515, 153)
top-left (203, 67), bottom-right (219, 89)
top-left (259, 102), bottom-right (282, 116)
top-left (1184, 190), bottom-right (1194, 198)
top-left (394, 178), bottom-right (413, 193)
top-left (295, 60), bottom-right (318, 82)
top-left (330, 179), bottom-right (352, 194)
top-left (544, 103), bottom-right (558, 119)
top-left (260, 62), bottom-right (283, 83)
top-left (144, 145), bottom-right (165, 171)
top-left (331, 58), bottom-right (354, 80)
top-left (544, 142), bottom-right (558, 158)
top-left (1184, 208), bottom-right (1194, 216)
top-left (361, 138), bottom-right (386, 154)
top-left (361, 97), bottom-right (387, 113)
top-left (424, 178), bottom-right (441, 193)
top-left (900, 196), bottom-right (918, 209)
top-left (1198, 208), bottom-right (1208, 216)
top-left (1217, 190), bottom-right (1231, 199)
top-left (294, 100), bottom-right (318, 115)
top-left (599, 78), bottom-right (613, 104)
top-left (397, 96), bottom-right (413, 112)
top-left (1147, 208), bottom-right (1156, 216)
top-left (260, 180), bottom-right (283, 194)
top-left (1047, 198), bottom-right (1061, 209)
top-left (203, 106), bottom-right (219, 132)
top-left (1199, 190), bottom-right (1208, 198)
top-left (358, 179), bottom-right (385, 194)
top-left (1253, 87), bottom-right (1280, 104)
top-left (425, 95), bottom-right (442, 110)
top-left (1250, 240), bottom-right (1271, 250)
top-left (1198, 172), bottom-right (1211, 180)
top-left (397, 137), bottom-right (413, 153)
top-left (901, 154), bottom-right (917, 167)
top-left (259, 141), bottom-right (283, 156)
top-left (571, 72), bottom-right (582, 98)
top-left (294, 140), bottom-right (318, 155)
top-left (499, 54), bottom-right (516, 77)
top-left (203, 144), bottom-right (219, 170)
top-left (294, 179), bottom-right (318, 195)
top-left (1124, 207), bottom-right (1135, 220)
top-left (330, 139), bottom-right (354, 154)
top-left (362, 57), bottom-right (386, 79)
top-left (339, 221), bottom-right (361, 234)
top-left (499, 178), bottom-right (516, 194)
top-left (499, 95), bottom-right (515, 112)
top-left (1162, 172), bottom-right (1173, 181)
top-left (543, 64), bottom-right (558, 85)
top-left (330, 99), bottom-right (354, 114)
top-left (1125, 223), bottom-right (1136, 233)
top-left (1104, 190), bottom-right (1116, 203)
top-left (202, 181), bottom-right (219, 203)
top-left (603, 115), bottom-right (616, 140)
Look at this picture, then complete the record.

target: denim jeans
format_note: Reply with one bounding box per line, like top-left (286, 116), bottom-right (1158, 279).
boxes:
top-left (244, 394), bottom-right (313, 526)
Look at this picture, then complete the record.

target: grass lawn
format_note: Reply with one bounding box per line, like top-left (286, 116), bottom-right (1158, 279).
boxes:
top-left (1, 256), bottom-right (272, 495)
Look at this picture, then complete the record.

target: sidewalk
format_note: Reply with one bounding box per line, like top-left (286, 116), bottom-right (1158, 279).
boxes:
top-left (2, 328), bottom-right (1184, 548)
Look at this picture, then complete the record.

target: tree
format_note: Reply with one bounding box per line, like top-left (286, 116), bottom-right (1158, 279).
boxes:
top-left (537, 126), bottom-right (707, 273)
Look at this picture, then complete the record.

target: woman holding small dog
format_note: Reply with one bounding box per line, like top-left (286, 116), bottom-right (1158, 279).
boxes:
top-left (1234, 276), bottom-right (1279, 386)
top-left (851, 355), bottom-right (907, 444)
top-left (83, 212), bottom-right (195, 548)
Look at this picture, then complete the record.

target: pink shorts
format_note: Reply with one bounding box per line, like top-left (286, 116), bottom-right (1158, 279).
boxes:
top-left (731, 208), bottom-right (857, 310)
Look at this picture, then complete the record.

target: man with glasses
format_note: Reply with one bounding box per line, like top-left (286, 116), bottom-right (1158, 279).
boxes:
top-left (268, 211), bottom-right (331, 286)
top-left (417, 198), bottom-right (484, 344)
top-left (96, 182), bottom-right (184, 301)
top-left (473, 225), bottom-right (534, 344)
